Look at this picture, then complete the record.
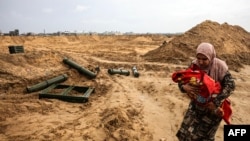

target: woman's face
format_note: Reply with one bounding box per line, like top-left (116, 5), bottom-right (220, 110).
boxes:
top-left (196, 53), bottom-right (210, 69)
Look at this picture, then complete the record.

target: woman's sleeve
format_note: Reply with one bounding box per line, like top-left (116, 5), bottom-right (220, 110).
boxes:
top-left (178, 83), bottom-right (186, 93)
top-left (213, 71), bottom-right (235, 107)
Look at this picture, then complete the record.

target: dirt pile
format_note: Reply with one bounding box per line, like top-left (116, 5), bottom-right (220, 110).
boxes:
top-left (143, 20), bottom-right (250, 71)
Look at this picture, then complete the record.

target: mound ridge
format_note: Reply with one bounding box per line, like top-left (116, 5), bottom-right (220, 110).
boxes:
top-left (143, 20), bottom-right (250, 71)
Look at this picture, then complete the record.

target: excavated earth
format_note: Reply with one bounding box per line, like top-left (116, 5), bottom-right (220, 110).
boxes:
top-left (0, 20), bottom-right (250, 141)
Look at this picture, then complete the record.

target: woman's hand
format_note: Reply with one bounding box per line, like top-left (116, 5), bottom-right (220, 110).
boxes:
top-left (206, 101), bottom-right (217, 111)
top-left (182, 83), bottom-right (200, 99)
top-left (206, 101), bottom-right (224, 117)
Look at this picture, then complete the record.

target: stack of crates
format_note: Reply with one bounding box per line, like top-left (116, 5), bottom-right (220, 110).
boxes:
top-left (8, 45), bottom-right (24, 54)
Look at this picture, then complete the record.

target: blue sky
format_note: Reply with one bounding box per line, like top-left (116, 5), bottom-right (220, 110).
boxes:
top-left (0, 0), bottom-right (249, 33)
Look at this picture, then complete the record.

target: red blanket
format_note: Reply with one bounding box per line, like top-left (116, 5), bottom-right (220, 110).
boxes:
top-left (172, 64), bottom-right (232, 124)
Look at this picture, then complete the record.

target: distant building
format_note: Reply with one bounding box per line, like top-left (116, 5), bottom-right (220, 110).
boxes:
top-left (9, 29), bottom-right (19, 36)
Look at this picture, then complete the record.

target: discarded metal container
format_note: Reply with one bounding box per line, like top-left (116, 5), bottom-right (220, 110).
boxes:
top-left (108, 68), bottom-right (130, 76)
top-left (132, 66), bottom-right (140, 77)
top-left (63, 58), bottom-right (96, 79)
top-left (39, 84), bottom-right (95, 103)
top-left (26, 74), bottom-right (68, 93)
top-left (8, 45), bottom-right (24, 54)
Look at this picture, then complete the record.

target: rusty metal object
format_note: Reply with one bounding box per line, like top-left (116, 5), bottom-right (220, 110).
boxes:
top-left (107, 68), bottom-right (130, 76)
top-left (26, 74), bottom-right (68, 93)
top-left (39, 84), bottom-right (95, 103)
top-left (8, 45), bottom-right (24, 54)
top-left (132, 66), bottom-right (139, 77)
top-left (63, 58), bottom-right (96, 79)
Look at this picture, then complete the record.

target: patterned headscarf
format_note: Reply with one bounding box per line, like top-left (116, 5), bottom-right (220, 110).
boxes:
top-left (192, 42), bottom-right (228, 82)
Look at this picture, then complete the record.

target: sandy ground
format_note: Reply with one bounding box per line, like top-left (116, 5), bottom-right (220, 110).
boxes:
top-left (0, 22), bottom-right (250, 141)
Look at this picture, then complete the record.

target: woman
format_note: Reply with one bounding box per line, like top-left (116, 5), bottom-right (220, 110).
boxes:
top-left (176, 42), bottom-right (235, 141)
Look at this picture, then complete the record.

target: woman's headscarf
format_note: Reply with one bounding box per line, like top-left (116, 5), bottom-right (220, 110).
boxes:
top-left (192, 42), bottom-right (228, 82)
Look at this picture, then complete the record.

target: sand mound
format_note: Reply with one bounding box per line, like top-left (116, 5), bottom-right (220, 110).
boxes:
top-left (143, 20), bottom-right (250, 71)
